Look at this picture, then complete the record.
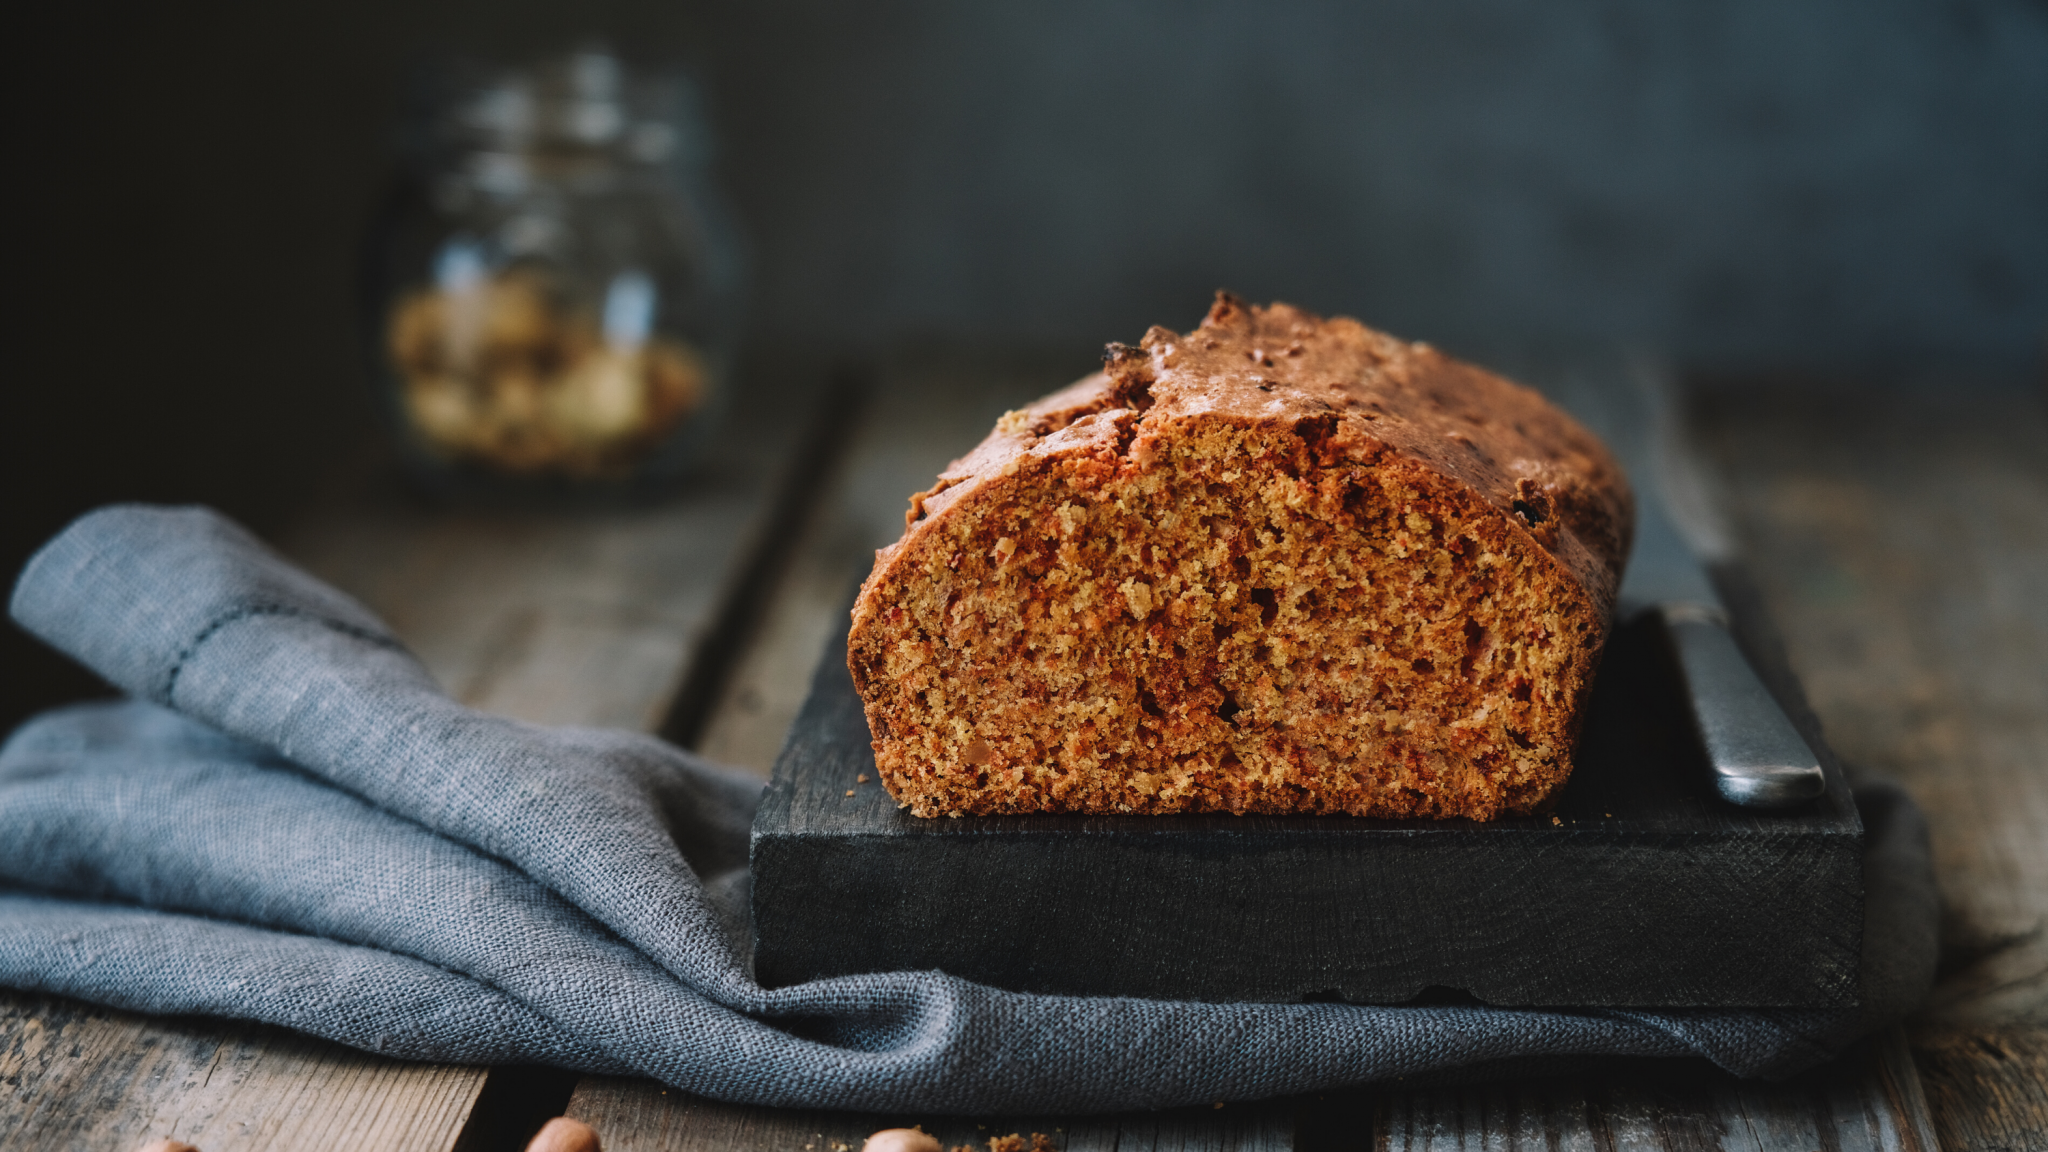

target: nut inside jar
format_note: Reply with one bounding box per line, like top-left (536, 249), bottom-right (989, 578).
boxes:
top-left (387, 259), bottom-right (707, 478)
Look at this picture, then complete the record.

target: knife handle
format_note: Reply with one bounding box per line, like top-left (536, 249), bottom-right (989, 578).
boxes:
top-left (1656, 602), bottom-right (1828, 809)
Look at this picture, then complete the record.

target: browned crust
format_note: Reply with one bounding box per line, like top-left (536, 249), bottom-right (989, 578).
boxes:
top-left (850, 294), bottom-right (1633, 820)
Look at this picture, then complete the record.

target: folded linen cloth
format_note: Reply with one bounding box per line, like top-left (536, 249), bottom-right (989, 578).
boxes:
top-left (0, 505), bottom-right (1937, 1113)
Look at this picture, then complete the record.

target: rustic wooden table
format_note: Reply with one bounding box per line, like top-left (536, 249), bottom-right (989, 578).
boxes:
top-left (3, 355), bottom-right (2042, 1151)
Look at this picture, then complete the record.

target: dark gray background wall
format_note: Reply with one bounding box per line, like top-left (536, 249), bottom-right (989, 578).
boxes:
top-left (725, 1), bottom-right (2047, 369)
top-left (5, 0), bottom-right (2045, 725)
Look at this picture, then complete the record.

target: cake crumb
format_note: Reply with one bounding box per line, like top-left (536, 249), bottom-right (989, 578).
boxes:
top-left (1551, 816), bottom-right (1562, 826)
top-left (977, 1135), bottom-right (1056, 1152)
top-left (848, 296), bottom-right (1630, 822)
top-left (845, 790), bottom-right (856, 797)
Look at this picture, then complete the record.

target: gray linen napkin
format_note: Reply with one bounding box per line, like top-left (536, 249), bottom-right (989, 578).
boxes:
top-left (0, 505), bottom-right (1936, 1113)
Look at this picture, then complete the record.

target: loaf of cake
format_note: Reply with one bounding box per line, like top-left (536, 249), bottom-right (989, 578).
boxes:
top-left (847, 294), bottom-right (1632, 820)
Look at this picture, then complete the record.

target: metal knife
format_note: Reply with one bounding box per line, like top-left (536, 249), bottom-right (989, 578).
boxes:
top-left (1564, 357), bottom-right (1827, 809)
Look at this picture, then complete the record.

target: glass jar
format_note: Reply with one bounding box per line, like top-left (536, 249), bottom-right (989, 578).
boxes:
top-left (365, 48), bottom-right (742, 496)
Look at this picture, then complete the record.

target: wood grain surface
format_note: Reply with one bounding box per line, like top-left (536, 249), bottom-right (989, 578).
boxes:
top-left (281, 403), bottom-right (807, 731)
top-left (0, 381), bottom-right (814, 1150)
top-left (572, 1079), bottom-right (1291, 1152)
top-left (1697, 379), bottom-right (2048, 1152)
top-left (0, 991), bottom-right (485, 1151)
top-left (1296, 1030), bottom-right (1938, 1152)
top-left (567, 1038), bottom-right (1937, 1152)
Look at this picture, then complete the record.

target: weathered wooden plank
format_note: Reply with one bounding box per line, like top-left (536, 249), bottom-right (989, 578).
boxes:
top-left (282, 410), bottom-right (804, 730)
top-left (1910, 1025), bottom-right (2048, 1152)
top-left (0, 991), bottom-right (485, 1151)
top-left (0, 383), bottom-right (816, 1150)
top-left (1695, 379), bottom-right (2048, 1152)
top-left (569, 1075), bottom-right (1290, 1152)
top-left (1294, 1032), bottom-right (1932, 1152)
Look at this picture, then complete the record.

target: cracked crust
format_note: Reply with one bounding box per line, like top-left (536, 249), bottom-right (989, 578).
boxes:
top-left (849, 294), bottom-right (1634, 819)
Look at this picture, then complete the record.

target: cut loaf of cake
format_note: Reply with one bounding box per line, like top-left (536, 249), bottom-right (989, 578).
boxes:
top-left (848, 294), bottom-right (1633, 820)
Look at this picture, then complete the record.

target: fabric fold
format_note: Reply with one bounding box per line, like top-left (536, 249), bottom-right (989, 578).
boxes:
top-left (0, 504), bottom-right (1938, 1113)
top-left (0, 893), bottom-right (630, 1071)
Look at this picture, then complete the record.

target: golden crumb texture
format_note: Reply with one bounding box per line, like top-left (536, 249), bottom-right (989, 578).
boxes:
top-left (848, 293), bottom-right (1634, 820)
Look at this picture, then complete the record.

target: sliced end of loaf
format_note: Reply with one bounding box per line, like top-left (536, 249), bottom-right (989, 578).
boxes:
top-left (850, 405), bottom-right (1605, 819)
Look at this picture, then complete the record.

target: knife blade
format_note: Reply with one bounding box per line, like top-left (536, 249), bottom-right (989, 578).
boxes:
top-left (1568, 356), bottom-right (1827, 809)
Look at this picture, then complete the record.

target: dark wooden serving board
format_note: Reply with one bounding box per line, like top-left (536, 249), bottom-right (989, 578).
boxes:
top-left (751, 605), bottom-right (1864, 1009)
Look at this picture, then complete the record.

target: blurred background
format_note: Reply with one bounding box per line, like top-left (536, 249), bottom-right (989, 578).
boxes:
top-left (5, 0), bottom-right (2045, 730)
